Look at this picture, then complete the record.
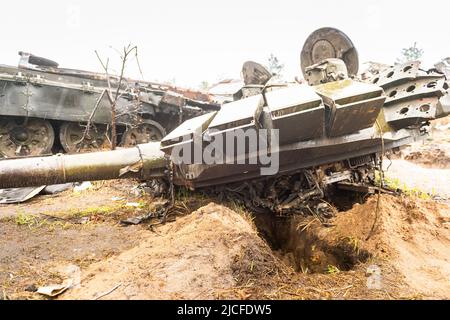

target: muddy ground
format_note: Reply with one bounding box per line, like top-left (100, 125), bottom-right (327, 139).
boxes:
top-left (0, 118), bottom-right (449, 300)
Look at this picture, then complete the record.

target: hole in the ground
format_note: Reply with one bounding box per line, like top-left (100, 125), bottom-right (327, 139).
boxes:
top-left (191, 185), bottom-right (372, 275)
top-left (252, 193), bottom-right (371, 274)
top-left (326, 187), bottom-right (367, 211)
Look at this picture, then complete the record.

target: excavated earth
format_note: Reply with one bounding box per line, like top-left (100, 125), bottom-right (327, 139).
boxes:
top-left (1, 184), bottom-right (449, 300)
top-left (0, 117), bottom-right (449, 300)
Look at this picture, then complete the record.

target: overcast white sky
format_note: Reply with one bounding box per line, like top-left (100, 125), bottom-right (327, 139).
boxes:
top-left (1, 0), bottom-right (449, 88)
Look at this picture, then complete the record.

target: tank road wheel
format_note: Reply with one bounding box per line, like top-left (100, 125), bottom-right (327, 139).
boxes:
top-left (121, 120), bottom-right (166, 147)
top-left (59, 122), bottom-right (111, 153)
top-left (0, 117), bottom-right (55, 158)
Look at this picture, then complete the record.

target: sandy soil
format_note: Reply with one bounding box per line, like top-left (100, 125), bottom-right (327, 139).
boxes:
top-left (58, 195), bottom-right (450, 300)
top-left (332, 195), bottom-right (450, 299)
top-left (2, 188), bottom-right (448, 300)
top-left (62, 203), bottom-right (279, 300)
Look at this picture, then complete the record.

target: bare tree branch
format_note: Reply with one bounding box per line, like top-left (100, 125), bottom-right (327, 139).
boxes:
top-left (93, 45), bottom-right (141, 150)
top-left (75, 89), bottom-right (107, 149)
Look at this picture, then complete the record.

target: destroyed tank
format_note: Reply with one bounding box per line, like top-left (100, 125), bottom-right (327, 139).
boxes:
top-left (0, 28), bottom-right (449, 214)
top-left (0, 52), bottom-right (219, 158)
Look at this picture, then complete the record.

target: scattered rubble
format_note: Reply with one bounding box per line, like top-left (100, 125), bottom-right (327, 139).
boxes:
top-left (0, 186), bottom-right (45, 204)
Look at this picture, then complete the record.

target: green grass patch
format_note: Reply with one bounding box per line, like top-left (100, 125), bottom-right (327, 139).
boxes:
top-left (375, 171), bottom-right (432, 199)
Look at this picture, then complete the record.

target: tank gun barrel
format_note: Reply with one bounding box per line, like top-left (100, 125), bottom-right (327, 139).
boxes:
top-left (0, 143), bottom-right (166, 189)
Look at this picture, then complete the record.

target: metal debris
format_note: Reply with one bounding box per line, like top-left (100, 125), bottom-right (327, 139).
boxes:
top-left (43, 183), bottom-right (74, 195)
top-left (121, 199), bottom-right (170, 225)
top-left (0, 186), bottom-right (45, 204)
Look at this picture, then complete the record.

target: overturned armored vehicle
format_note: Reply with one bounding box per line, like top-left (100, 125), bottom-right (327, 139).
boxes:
top-left (0, 28), bottom-right (449, 214)
top-left (0, 52), bottom-right (219, 158)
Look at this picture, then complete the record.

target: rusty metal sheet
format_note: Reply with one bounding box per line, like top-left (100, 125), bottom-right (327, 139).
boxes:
top-left (242, 61), bottom-right (272, 85)
top-left (313, 79), bottom-right (385, 137)
top-left (367, 61), bottom-right (447, 129)
top-left (266, 106), bottom-right (325, 143)
top-left (265, 85), bottom-right (322, 113)
top-left (162, 112), bottom-right (217, 145)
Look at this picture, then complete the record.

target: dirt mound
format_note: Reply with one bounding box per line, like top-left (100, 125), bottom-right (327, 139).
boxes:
top-left (61, 203), bottom-right (284, 300)
top-left (253, 194), bottom-right (450, 298)
top-left (403, 146), bottom-right (450, 168)
top-left (330, 195), bottom-right (450, 298)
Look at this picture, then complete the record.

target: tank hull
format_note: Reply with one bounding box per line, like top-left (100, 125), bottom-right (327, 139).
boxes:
top-left (0, 57), bottom-right (219, 157)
